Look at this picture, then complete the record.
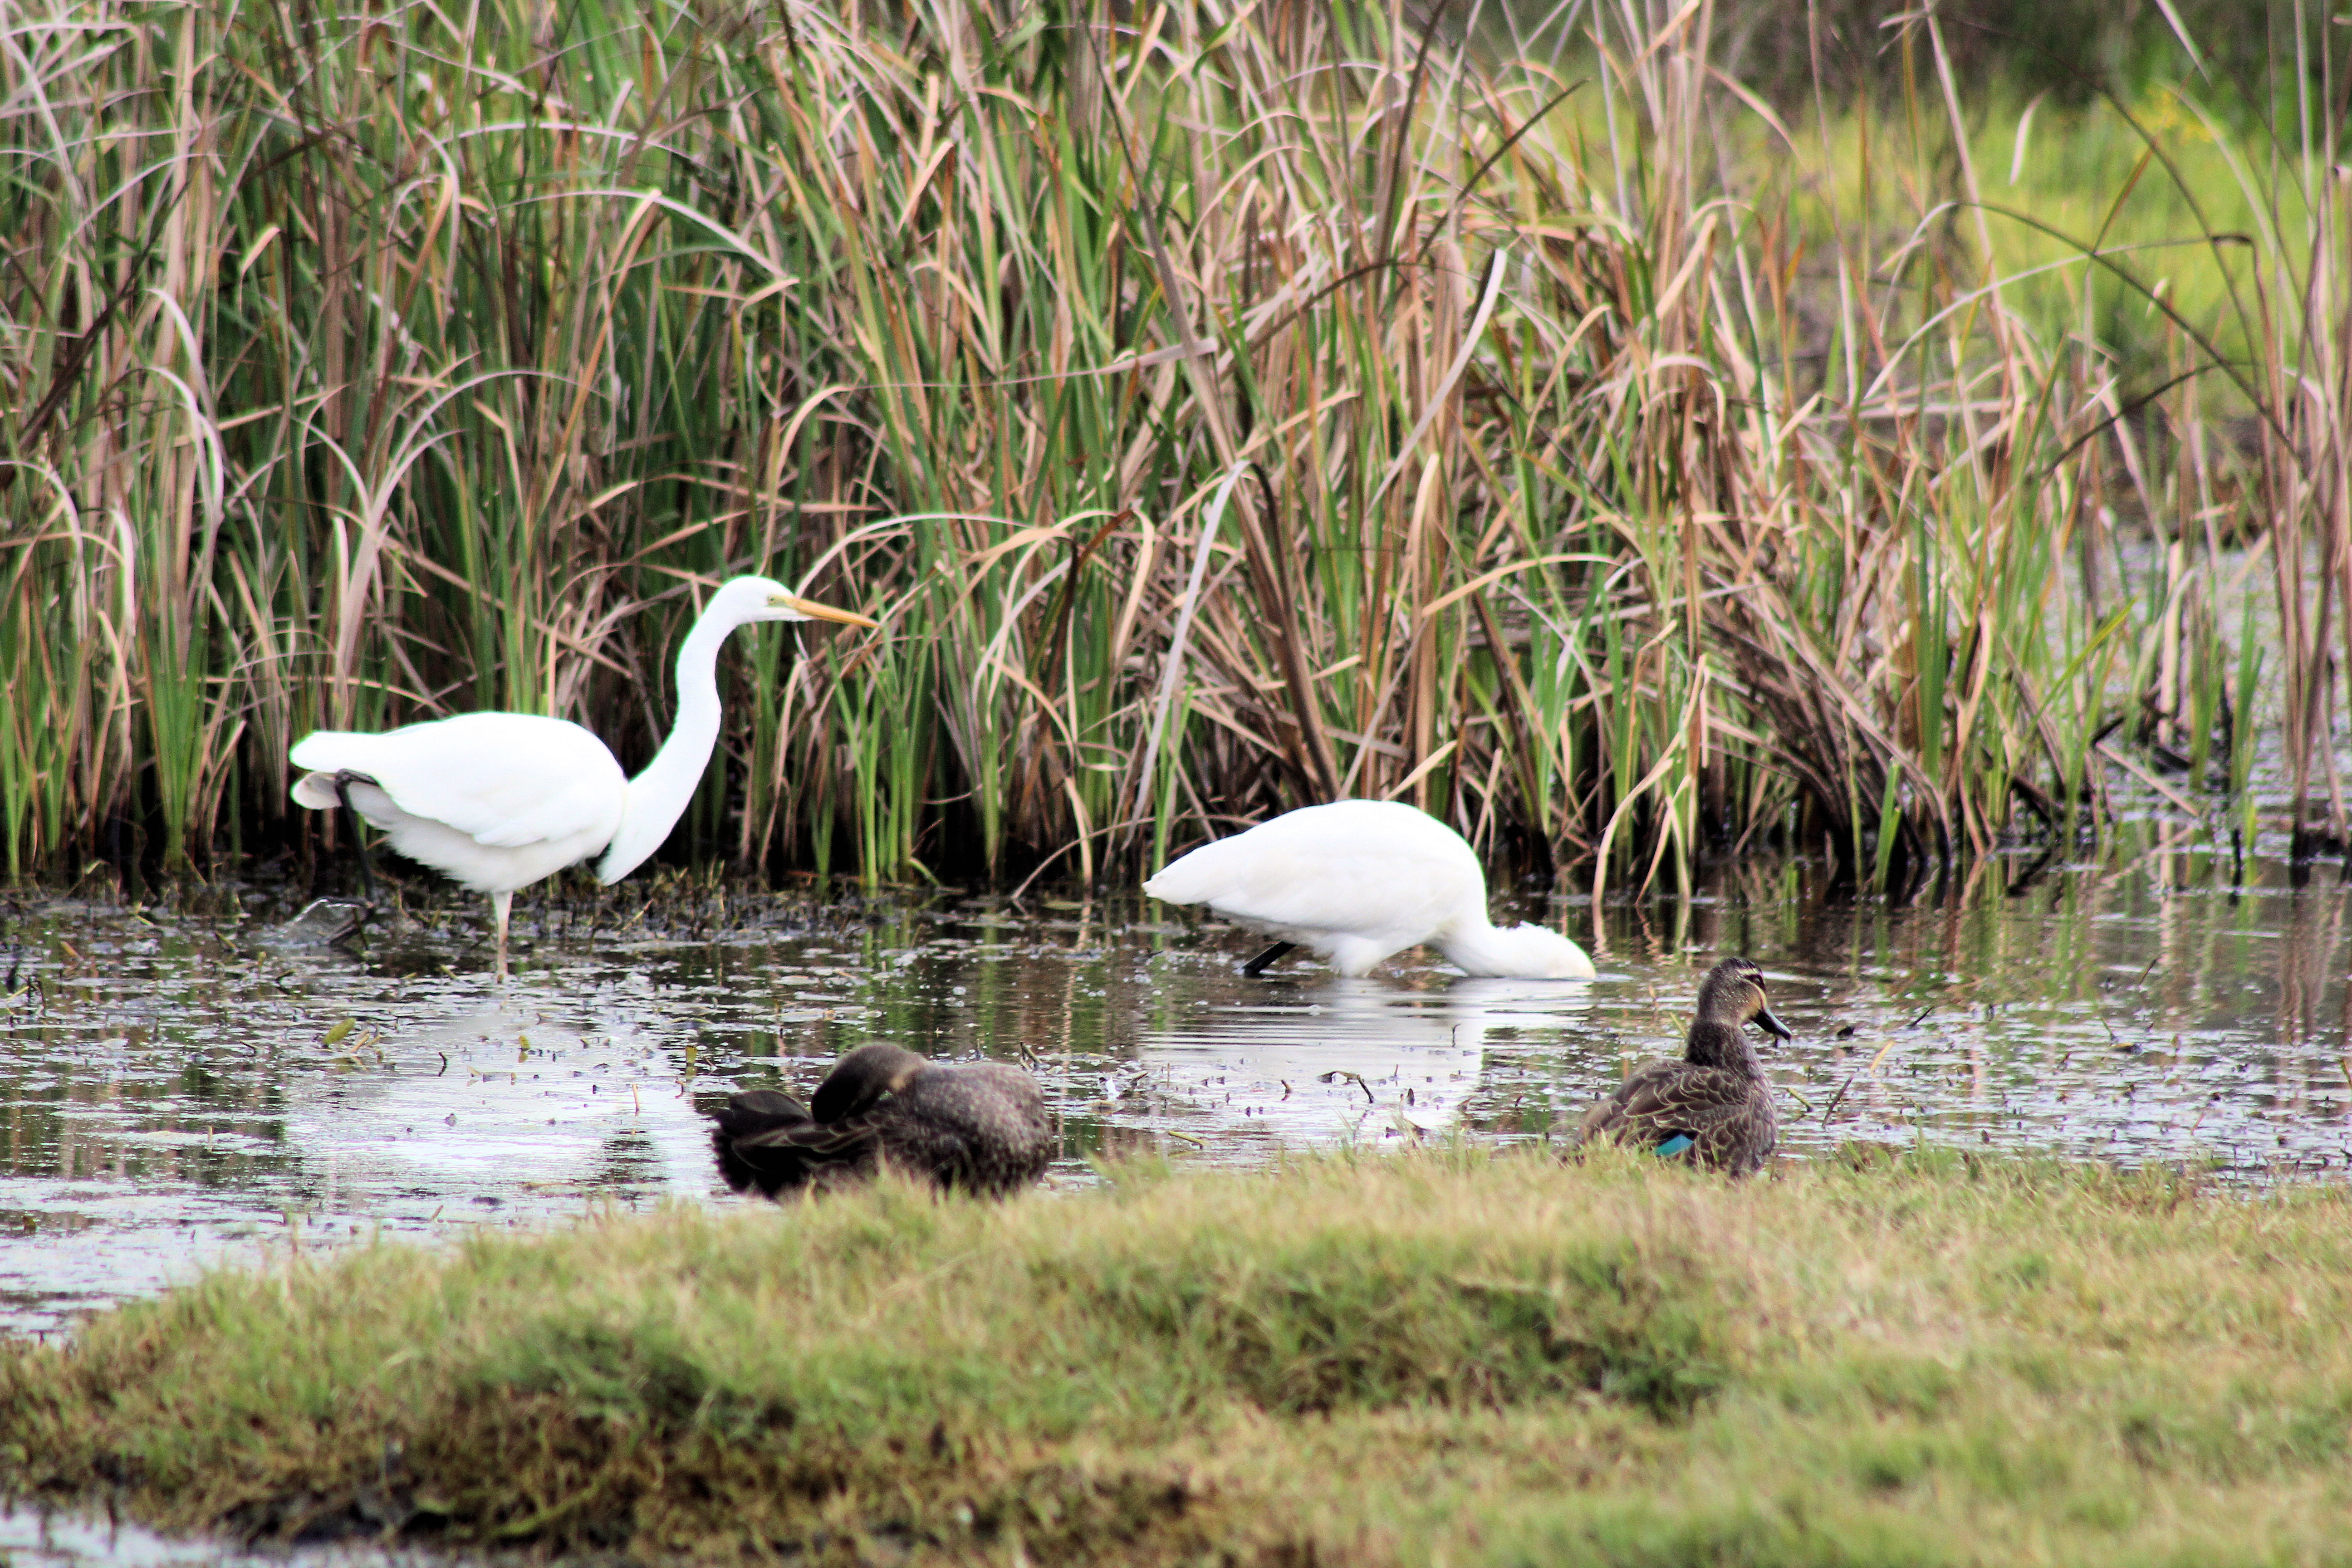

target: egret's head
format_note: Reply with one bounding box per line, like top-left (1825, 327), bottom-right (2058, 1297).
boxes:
top-left (715, 574), bottom-right (878, 629)
top-left (1446, 922), bottom-right (1597, 979)
top-left (1503, 923), bottom-right (1597, 979)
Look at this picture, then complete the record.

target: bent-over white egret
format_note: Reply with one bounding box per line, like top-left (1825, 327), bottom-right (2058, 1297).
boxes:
top-left (289, 575), bottom-right (874, 970)
top-left (1141, 798), bottom-right (1596, 979)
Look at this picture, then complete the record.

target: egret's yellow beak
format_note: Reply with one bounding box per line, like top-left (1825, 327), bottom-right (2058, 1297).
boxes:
top-left (776, 594), bottom-right (879, 628)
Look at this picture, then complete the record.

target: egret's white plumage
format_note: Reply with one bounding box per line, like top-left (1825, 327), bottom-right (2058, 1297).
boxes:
top-left (1142, 799), bottom-right (1596, 979)
top-left (289, 576), bottom-right (873, 967)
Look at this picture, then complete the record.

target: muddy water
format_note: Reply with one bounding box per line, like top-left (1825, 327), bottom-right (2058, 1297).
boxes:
top-left (0, 1504), bottom-right (390, 1568)
top-left (0, 830), bottom-right (2347, 1340)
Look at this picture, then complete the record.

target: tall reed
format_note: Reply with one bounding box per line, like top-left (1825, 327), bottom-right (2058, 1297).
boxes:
top-left (0, 0), bottom-right (2341, 889)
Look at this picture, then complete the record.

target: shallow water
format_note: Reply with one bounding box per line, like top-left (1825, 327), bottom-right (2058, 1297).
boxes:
top-left (1, 825), bottom-right (2346, 1346)
top-left (0, 1503), bottom-right (436, 1568)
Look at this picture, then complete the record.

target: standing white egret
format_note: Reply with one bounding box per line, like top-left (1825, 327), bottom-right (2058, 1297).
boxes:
top-left (289, 576), bottom-right (874, 970)
top-left (1142, 799), bottom-right (1596, 979)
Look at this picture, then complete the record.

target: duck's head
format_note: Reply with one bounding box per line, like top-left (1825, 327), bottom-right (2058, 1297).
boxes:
top-left (1695, 956), bottom-right (1793, 1042)
top-left (812, 1043), bottom-right (928, 1122)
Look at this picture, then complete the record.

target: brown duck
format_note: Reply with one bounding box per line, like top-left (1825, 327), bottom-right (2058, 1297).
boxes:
top-left (1574, 956), bottom-right (1793, 1177)
top-left (709, 1044), bottom-right (1053, 1198)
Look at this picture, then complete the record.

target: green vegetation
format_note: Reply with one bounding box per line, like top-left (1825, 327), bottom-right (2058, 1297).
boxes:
top-left (4, 0), bottom-right (2346, 889)
top-left (4, 1151), bottom-right (2350, 1563)
top-left (1711, 0), bottom-right (2312, 113)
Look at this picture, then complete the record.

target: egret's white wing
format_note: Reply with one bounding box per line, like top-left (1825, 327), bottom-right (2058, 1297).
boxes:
top-left (290, 713), bottom-right (626, 848)
top-left (1145, 799), bottom-right (1482, 934)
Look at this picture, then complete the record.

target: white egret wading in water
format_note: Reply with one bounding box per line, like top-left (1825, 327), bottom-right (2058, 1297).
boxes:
top-left (289, 576), bottom-right (874, 971)
top-left (1142, 799), bottom-right (1596, 979)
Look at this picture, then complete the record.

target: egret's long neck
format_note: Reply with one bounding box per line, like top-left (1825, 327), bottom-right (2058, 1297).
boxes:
top-left (1433, 912), bottom-right (1511, 974)
top-left (597, 609), bottom-right (736, 883)
top-left (1436, 912), bottom-right (1595, 979)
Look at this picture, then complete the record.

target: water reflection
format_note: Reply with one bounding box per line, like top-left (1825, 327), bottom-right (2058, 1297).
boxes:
top-left (1123, 977), bottom-right (1594, 1151)
top-left (0, 834), bottom-right (2346, 1337)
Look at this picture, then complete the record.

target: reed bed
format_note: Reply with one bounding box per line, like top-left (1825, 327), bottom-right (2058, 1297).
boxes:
top-left (1, 0), bottom-right (2345, 889)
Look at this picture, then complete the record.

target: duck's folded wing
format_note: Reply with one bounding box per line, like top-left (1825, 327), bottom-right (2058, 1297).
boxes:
top-left (710, 1089), bottom-right (811, 1139)
top-left (718, 1115), bottom-right (882, 1195)
top-left (290, 714), bottom-right (626, 848)
top-left (1582, 1063), bottom-right (1752, 1142)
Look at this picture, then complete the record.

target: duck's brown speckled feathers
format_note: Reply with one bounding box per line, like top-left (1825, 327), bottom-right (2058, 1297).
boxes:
top-left (1574, 956), bottom-right (1793, 1177)
top-left (709, 1088), bottom-right (817, 1196)
top-left (710, 1044), bottom-right (1052, 1198)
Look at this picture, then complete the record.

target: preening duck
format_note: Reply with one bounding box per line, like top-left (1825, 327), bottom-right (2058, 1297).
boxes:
top-left (1573, 956), bottom-right (1793, 1177)
top-left (709, 1044), bottom-right (1053, 1198)
top-left (1142, 799), bottom-right (1595, 979)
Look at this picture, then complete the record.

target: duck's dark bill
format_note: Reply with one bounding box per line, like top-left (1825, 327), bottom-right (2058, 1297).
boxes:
top-left (1755, 1004), bottom-right (1793, 1040)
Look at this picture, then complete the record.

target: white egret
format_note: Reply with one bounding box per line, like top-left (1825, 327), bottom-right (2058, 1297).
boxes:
top-left (289, 576), bottom-right (874, 970)
top-left (1142, 798), bottom-right (1597, 979)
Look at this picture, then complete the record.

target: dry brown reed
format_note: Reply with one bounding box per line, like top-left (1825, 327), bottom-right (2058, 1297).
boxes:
top-left (0, 0), bottom-right (2342, 889)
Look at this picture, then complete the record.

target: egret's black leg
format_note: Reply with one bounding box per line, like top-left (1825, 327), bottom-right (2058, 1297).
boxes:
top-left (331, 773), bottom-right (377, 902)
top-left (1241, 941), bottom-right (1296, 978)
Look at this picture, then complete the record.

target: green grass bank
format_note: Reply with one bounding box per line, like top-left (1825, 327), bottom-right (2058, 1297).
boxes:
top-left (5, 1151), bottom-right (2350, 1565)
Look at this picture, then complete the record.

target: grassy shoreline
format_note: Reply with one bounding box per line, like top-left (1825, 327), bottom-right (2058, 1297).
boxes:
top-left (5, 1150), bottom-right (2350, 1565)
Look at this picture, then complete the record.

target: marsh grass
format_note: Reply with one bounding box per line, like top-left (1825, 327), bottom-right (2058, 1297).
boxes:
top-left (2, 0), bottom-right (2346, 889)
top-left (5, 1151), bottom-right (2352, 1563)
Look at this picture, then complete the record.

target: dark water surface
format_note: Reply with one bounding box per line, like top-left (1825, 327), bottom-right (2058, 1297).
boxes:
top-left (1, 832), bottom-right (2347, 1341)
